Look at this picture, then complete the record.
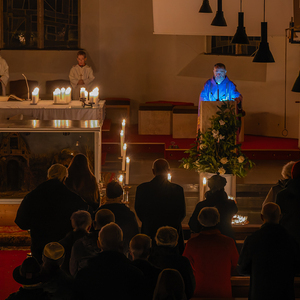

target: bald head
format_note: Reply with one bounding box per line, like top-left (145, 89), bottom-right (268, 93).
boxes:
top-left (152, 159), bottom-right (170, 176)
top-left (261, 203), bottom-right (281, 224)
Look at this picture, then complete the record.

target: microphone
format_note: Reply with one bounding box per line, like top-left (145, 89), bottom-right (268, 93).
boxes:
top-left (22, 73), bottom-right (30, 101)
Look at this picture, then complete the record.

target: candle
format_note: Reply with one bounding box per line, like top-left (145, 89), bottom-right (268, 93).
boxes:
top-left (80, 87), bottom-right (85, 99)
top-left (125, 157), bottom-right (130, 184)
top-left (53, 88), bottom-right (60, 103)
top-left (32, 87), bottom-right (39, 104)
top-left (118, 174), bottom-right (124, 186)
top-left (168, 173), bottom-right (172, 182)
top-left (61, 87), bottom-right (65, 101)
top-left (120, 130), bottom-right (124, 156)
top-left (202, 177), bottom-right (207, 201)
top-left (122, 143), bottom-right (127, 171)
top-left (89, 87), bottom-right (99, 105)
top-left (84, 90), bottom-right (88, 100)
top-left (65, 87), bottom-right (72, 102)
top-left (122, 119), bottom-right (126, 138)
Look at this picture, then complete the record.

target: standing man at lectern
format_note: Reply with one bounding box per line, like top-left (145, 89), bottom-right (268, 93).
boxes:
top-left (198, 63), bottom-right (242, 129)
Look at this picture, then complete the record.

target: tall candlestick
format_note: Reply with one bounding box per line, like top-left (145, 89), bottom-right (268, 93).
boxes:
top-left (120, 130), bottom-right (124, 157)
top-left (122, 143), bottom-right (127, 171)
top-left (125, 157), bottom-right (130, 184)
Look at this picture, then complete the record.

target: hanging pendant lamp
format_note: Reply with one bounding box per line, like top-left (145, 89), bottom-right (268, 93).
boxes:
top-left (231, 0), bottom-right (249, 44)
top-left (199, 0), bottom-right (212, 13)
top-left (292, 72), bottom-right (300, 92)
top-left (211, 0), bottom-right (227, 26)
top-left (253, 0), bottom-right (275, 62)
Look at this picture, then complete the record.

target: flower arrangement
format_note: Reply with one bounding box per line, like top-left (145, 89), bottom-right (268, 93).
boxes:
top-left (180, 101), bottom-right (254, 177)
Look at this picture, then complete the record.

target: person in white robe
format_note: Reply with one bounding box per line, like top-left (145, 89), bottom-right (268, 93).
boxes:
top-left (69, 50), bottom-right (95, 100)
top-left (0, 54), bottom-right (9, 96)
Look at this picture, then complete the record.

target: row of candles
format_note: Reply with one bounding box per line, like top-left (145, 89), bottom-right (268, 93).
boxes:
top-left (30, 86), bottom-right (100, 104)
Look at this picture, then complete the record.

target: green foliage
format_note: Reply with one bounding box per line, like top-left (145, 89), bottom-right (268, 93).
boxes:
top-left (180, 101), bottom-right (254, 177)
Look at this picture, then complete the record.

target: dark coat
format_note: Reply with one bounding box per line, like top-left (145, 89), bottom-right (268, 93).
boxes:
top-left (5, 287), bottom-right (50, 300)
top-left (95, 203), bottom-right (139, 255)
top-left (14, 179), bottom-right (88, 263)
top-left (188, 189), bottom-right (237, 240)
top-left (135, 175), bottom-right (186, 252)
top-left (276, 177), bottom-right (300, 246)
top-left (75, 250), bottom-right (145, 300)
top-left (131, 259), bottom-right (162, 300)
top-left (237, 223), bottom-right (300, 300)
top-left (59, 229), bottom-right (89, 275)
top-left (149, 246), bottom-right (195, 299)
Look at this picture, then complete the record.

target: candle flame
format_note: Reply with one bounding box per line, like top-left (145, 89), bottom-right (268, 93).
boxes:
top-left (32, 87), bottom-right (39, 95)
top-left (126, 157), bottom-right (130, 163)
top-left (168, 173), bottom-right (172, 181)
top-left (203, 177), bottom-right (207, 185)
top-left (122, 119), bottom-right (126, 126)
top-left (123, 143), bottom-right (127, 150)
top-left (120, 130), bottom-right (124, 137)
top-left (119, 175), bottom-right (124, 183)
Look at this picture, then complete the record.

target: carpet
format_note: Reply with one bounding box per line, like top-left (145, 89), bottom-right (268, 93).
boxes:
top-left (0, 249), bottom-right (30, 299)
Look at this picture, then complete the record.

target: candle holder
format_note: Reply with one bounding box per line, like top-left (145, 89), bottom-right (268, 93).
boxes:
top-left (80, 97), bottom-right (93, 108)
top-left (122, 185), bottom-right (132, 205)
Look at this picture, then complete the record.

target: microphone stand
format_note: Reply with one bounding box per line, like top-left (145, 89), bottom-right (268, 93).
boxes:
top-left (22, 73), bottom-right (31, 101)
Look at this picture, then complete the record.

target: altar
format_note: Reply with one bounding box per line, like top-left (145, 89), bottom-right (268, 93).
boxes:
top-left (0, 98), bottom-right (106, 183)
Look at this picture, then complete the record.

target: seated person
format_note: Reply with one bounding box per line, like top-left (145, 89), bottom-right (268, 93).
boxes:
top-left (69, 50), bottom-right (95, 100)
top-left (148, 226), bottom-right (195, 299)
top-left (130, 234), bottom-right (162, 300)
top-left (69, 209), bottom-right (115, 276)
top-left (40, 242), bottom-right (75, 300)
top-left (95, 181), bottom-right (139, 256)
top-left (189, 174), bottom-right (237, 241)
top-left (75, 223), bottom-right (145, 300)
top-left (59, 210), bottom-right (92, 275)
top-left (6, 256), bottom-right (50, 300)
top-left (183, 207), bottom-right (239, 298)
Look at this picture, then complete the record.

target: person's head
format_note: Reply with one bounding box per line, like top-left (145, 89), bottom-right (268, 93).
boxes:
top-left (261, 202), bottom-right (281, 224)
top-left (208, 174), bottom-right (227, 193)
top-left (213, 63), bottom-right (227, 84)
top-left (198, 207), bottom-right (220, 228)
top-left (106, 181), bottom-right (123, 201)
top-left (94, 209), bottom-right (115, 230)
top-left (291, 161), bottom-right (300, 179)
top-left (67, 153), bottom-right (93, 179)
top-left (281, 161), bottom-right (296, 179)
top-left (153, 268), bottom-right (187, 300)
top-left (155, 226), bottom-right (178, 248)
top-left (71, 210), bottom-right (92, 232)
top-left (42, 242), bottom-right (65, 269)
top-left (13, 256), bottom-right (42, 286)
top-left (152, 158), bottom-right (170, 176)
top-left (129, 234), bottom-right (152, 260)
top-left (77, 50), bottom-right (87, 66)
top-left (47, 164), bottom-right (68, 182)
top-left (98, 222), bottom-right (123, 252)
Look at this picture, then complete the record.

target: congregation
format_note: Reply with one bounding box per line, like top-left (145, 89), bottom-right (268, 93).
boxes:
top-left (9, 155), bottom-right (300, 300)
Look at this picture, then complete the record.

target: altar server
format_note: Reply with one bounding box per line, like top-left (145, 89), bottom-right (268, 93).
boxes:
top-left (69, 50), bottom-right (95, 99)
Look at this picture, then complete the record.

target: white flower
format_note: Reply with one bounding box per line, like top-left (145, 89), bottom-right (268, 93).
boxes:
top-left (218, 167), bottom-right (226, 175)
top-left (238, 156), bottom-right (245, 163)
top-left (183, 163), bottom-right (189, 169)
top-left (219, 120), bottom-right (225, 126)
top-left (219, 134), bottom-right (225, 140)
top-left (212, 129), bottom-right (219, 139)
top-left (200, 144), bottom-right (207, 150)
top-left (220, 157), bottom-right (228, 164)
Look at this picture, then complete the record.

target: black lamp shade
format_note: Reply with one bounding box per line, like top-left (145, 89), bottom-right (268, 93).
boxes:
top-left (211, 0), bottom-right (227, 26)
top-left (292, 71), bottom-right (300, 92)
top-left (231, 12), bottom-right (249, 44)
top-left (199, 0), bottom-right (212, 13)
top-left (253, 22), bottom-right (275, 63)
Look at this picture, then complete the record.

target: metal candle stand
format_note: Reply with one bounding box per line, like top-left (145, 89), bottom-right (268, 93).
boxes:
top-left (80, 97), bottom-right (94, 108)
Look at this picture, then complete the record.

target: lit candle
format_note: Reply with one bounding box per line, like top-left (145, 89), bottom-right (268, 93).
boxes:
top-left (120, 130), bottom-right (124, 156)
top-left (80, 87), bottom-right (85, 99)
top-left (61, 87), bottom-right (65, 101)
top-left (202, 177), bottom-right (207, 201)
top-left (84, 90), bottom-right (88, 100)
top-left (32, 87), bottom-right (39, 104)
top-left (65, 87), bottom-right (72, 102)
top-left (53, 88), bottom-right (60, 103)
top-left (118, 174), bottom-right (124, 186)
top-left (89, 87), bottom-right (99, 105)
top-left (122, 143), bottom-right (127, 171)
top-left (168, 173), bottom-right (172, 182)
top-left (122, 119), bottom-right (126, 138)
top-left (125, 157), bottom-right (130, 184)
